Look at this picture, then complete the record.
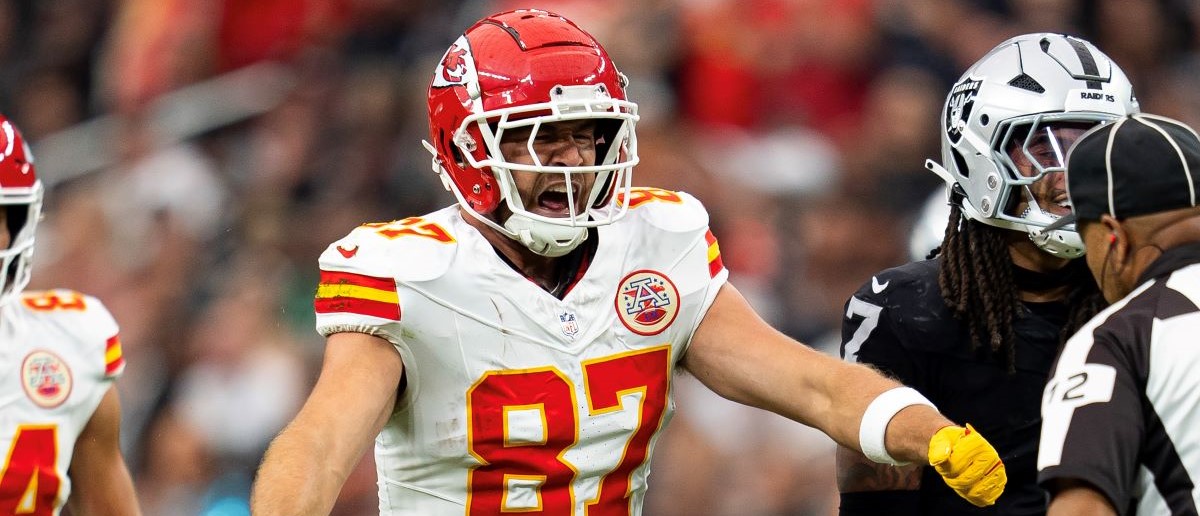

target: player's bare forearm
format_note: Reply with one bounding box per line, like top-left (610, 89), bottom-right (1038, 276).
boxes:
top-left (684, 283), bottom-right (952, 462)
top-left (252, 419), bottom-right (351, 515)
top-left (1046, 482), bottom-right (1117, 516)
top-left (252, 332), bottom-right (403, 515)
top-left (67, 387), bottom-right (142, 516)
top-left (836, 445), bottom-right (922, 492)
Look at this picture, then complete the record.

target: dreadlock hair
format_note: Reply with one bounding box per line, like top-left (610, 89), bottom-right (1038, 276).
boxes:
top-left (929, 200), bottom-right (1106, 372)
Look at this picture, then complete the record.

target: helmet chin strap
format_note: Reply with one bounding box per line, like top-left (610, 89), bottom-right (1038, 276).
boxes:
top-left (447, 182), bottom-right (591, 258)
top-left (1023, 206), bottom-right (1085, 258)
top-left (503, 213), bottom-right (588, 258)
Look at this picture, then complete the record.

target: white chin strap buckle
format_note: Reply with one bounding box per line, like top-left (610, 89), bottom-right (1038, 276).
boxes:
top-left (1025, 210), bottom-right (1085, 258)
top-left (504, 213), bottom-right (588, 258)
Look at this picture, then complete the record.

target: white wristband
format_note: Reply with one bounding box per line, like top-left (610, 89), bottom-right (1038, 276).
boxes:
top-left (859, 386), bottom-right (936, 466)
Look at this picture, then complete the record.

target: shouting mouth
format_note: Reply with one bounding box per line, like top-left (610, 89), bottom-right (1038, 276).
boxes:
top-left (534, 183), bottom-right (586, 217)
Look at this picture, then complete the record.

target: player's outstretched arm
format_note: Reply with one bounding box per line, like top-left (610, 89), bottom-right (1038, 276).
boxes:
top-left (251, 332), bottom-right (403, 516)
top-left (67, 386), bottom-right (142, 516)
top-left (682, 283), bottom-right (1005, 507)
top-left (683, 283), bottom-right (944, 457)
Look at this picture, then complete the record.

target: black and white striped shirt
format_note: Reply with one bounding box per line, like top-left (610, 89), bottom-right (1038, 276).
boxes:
top-left (1039, 242), bottom-right (1200, 516)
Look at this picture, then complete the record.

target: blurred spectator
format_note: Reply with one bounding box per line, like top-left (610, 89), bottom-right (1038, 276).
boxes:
top-left (136, 410), bottom-right (218, 516)
top-left (839, 65), bottom-right (944, 214)
top-left (172, 256), bottom-right (307, 468)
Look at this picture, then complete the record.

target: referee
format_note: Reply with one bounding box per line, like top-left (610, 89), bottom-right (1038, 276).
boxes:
top-left (1038, 113), bottom-right (1200, 515)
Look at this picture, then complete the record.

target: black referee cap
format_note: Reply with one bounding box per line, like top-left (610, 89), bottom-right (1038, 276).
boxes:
top-left (1066, 113), bottom-right (1200, 221)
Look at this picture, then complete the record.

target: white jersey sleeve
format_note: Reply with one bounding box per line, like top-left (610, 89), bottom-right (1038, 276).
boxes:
top-left (618, 188), bottom-right (729, 356)
top-left (15, 289), bottom-right (125, 380)
top-left (314, 214), bottom-right (460, 345)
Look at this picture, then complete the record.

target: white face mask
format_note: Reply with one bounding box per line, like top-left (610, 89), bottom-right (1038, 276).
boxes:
top-left (427, 81), bottom-right (640, 257)
top-left (0, 193), bottom-right (41, 307)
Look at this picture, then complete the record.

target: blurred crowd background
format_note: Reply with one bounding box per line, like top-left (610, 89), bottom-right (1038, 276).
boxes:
top-left (2, 0), bottom-right (1197, 514)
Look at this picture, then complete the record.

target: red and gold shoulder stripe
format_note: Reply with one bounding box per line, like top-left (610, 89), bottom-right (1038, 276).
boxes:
top-left (105, 335), bottom-right (125, 377)
top-left (314, 270), bottom-right (401, 321)
top-left (705, 230), bottom-right (724, 278)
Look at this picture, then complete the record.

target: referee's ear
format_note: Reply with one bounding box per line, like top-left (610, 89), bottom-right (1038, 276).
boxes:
top-left (1098, 215), bottom-right (1129, 267)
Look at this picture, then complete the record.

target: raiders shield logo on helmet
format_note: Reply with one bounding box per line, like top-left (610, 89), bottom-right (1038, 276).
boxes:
top-left (945, 78), bottom-right (982, 144)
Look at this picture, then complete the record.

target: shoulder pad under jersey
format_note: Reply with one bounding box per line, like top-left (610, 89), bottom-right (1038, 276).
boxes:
top-left (19, 289), bottom-right (119, 339)
top-left (620, 187), bottom-right (711, 234)
top-left (849, 259), bottom-right (958, 354)
top-left (852, 260), bottom-right (941, 305)
top-left (18, 289), bottom-right (124, 376)
top-left (319, 209), bottom-right (462, 283)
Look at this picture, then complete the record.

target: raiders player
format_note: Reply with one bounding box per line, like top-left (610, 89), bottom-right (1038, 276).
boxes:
top-left (838, 33), bottom-right (1137, 515)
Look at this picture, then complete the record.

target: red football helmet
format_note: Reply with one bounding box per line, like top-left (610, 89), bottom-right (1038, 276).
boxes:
top-left (0, 115), bottom-right (40, 306)
top-left (424, 9), bottom-right (639, 257)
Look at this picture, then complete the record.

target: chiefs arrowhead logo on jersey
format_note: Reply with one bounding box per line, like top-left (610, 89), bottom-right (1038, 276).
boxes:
top-left (615, 270), bottom-right (679, 336)
top-left (21, 350), bottom-right (72, 408)
top-left (945, 77), bottom-right (982, 145)
top-left (432, 36), bottom-right (478, 88)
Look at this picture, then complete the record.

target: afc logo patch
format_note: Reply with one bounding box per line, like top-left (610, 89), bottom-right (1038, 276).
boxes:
top-left (945, 77), bottom-right (982, 144)
top-left (615, 270), bottom-right (680, 336)
top-left (21, 350), bottom-right (72, 408)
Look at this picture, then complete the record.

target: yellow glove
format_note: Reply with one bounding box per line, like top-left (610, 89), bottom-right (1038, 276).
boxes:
top-left (928, 424), bottom-right (1007, 507)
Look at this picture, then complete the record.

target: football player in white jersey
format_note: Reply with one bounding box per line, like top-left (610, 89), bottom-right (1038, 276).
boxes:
top-left (251, 9), bottom-right (1007, 516)
top-left (0, 114), bottom-right (140, 515)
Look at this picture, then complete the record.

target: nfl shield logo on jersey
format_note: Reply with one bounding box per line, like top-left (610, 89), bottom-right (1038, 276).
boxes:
top-left (21, 350), bottom-right (72, 408)
top-left (559, 311), bottom-right (580, 339)
top-left (615, 270), bottom-right (680, 336)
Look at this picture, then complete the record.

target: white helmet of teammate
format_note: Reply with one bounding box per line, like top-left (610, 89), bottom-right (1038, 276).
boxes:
top-left (926, 33), bottom-right (1138, 258)
top-left (909, 187), bottom-right (952, 262)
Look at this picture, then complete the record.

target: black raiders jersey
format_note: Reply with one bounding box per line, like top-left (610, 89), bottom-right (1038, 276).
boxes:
top-left (841, 259), bottom-right (1067, 515)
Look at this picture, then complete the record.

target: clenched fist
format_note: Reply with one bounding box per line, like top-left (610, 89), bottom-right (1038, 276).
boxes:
top-left (928, 424), bottom-right (1007, 507)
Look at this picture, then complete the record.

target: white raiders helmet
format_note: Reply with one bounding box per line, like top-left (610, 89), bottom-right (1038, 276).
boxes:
top-left (926, 33), bottom-right (1138, 258)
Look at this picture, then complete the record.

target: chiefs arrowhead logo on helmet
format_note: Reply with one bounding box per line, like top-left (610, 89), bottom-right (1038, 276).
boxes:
top-left (432, 36), bottom-right (477, 89)
top-left (441, 45), bottom-right (468, 83)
